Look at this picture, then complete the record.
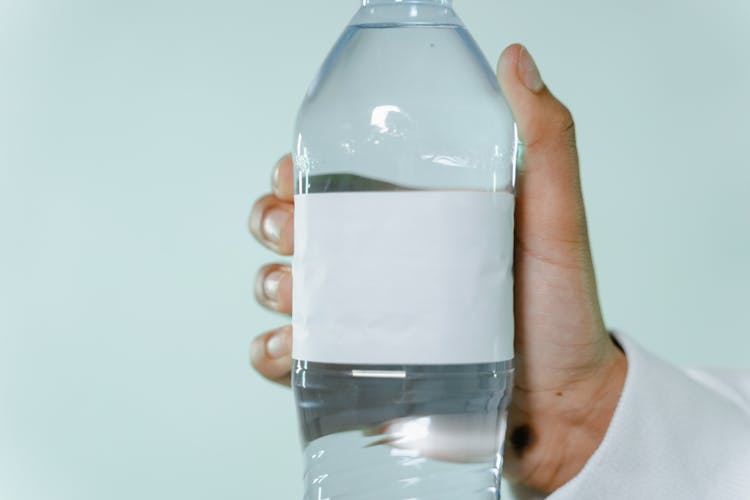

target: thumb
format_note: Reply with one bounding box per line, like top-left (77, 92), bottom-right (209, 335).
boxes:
top-left (496, 43), bottom-right (607, 364)
top-left (496, 44), bottom-right (589, 261)
top-left (496, 48), bottom-right (620, 493)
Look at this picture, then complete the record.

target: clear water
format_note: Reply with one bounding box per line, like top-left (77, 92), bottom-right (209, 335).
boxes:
top-left (293, 360), bottom-right (513, 499)
top-left (295, 24), bottom-right (516, 194)
top-left (292, 3), bottom-right (517, 495)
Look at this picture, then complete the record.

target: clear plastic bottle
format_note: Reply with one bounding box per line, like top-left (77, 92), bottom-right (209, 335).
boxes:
top-left (292, 1), bottom-right (516, 498)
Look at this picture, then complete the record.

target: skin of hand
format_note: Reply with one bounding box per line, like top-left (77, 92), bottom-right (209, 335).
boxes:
top-left (247, 44), bottom-right (627, 494)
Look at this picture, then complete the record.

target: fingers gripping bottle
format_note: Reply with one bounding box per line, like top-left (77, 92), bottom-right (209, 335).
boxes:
top-left (292, 1), bottom-right (516, 497)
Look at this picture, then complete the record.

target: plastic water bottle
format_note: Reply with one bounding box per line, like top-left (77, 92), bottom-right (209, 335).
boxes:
top-left (292, 1), bottom-right (516, 498)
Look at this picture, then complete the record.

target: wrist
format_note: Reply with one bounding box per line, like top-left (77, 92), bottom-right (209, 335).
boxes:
top-left (561, 346), bottom-right (627, 486)
top-left (505, 340), bottom-right (628, 493)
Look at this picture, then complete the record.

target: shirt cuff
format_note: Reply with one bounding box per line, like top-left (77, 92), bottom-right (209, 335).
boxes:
top-left (531, 332), bottom-right (750, 500)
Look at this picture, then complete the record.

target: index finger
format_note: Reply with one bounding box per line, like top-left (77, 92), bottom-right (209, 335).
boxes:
top-left (272, 154), bottom-right (295, 202)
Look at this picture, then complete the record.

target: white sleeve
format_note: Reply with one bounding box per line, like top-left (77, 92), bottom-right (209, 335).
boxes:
top-left (511, 332), bottom-right (750, 500)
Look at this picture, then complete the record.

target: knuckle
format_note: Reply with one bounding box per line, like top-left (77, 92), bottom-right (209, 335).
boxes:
top-left (553, 105), bottom-right (575, 135)
top-left (548, 104), bottom-right (577, 151)
top-left (520, 101), bottom-right (577, 153)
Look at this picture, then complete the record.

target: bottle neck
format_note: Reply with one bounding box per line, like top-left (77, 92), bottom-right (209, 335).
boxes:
top-left (363, 0), bottom-right (451, 5)
top-left (354, 0), bottom-right (459, 26)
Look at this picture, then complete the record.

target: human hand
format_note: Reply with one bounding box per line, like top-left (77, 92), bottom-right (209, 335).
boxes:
top-left (248, 44), bottom-right (627, 493)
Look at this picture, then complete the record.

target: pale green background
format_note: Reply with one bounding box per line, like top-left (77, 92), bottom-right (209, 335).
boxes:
top-left (1, 0), bottom-right (748, 498)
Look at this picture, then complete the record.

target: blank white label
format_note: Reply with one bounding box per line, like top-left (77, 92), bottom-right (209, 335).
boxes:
top-left (292, 191), bottom-right (514, 365)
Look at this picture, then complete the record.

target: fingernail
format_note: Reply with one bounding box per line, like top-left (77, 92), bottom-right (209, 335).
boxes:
top-left (272, 162), bottom-right (281, 191)
top-left (262, 269), bottom-right (285, 302)
top-left (518, 45), bottom-right (544, 93)
top-left (266, 331), bottom-right (290, 359)
top-left (261, 207), bottom-right (290, 244)
top-left (250, 337), bottom-right (265, 364)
